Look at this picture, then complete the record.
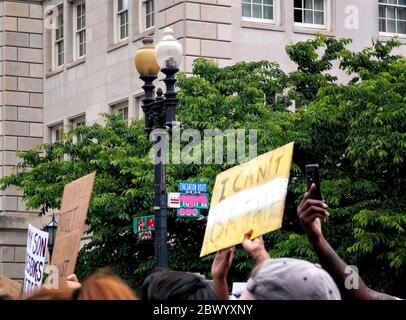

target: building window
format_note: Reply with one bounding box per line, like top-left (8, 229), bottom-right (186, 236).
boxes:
top-left (52, 125), bottom-right (63, 142)
top-left (379, 0), bottom-right (406, 36)
top-left (112, 101), bottom-right (129, 123)
top-left (53, 5), bottom-right (64, 68)
top-left (142, 0), bottom-right (155, 30)
top-left (74, 1), bottom-right (86, 59)
top-left (72, 117), bottom-right (86, 142)
top-left (115, 0), bottom-right (129, 41)
top-left (242, 0), bottom-right (275, 22)
top-left (294, 0), bottom-right (326, 28)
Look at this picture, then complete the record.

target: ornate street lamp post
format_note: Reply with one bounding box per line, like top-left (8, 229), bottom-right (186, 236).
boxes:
top-left (43, 213), bottom-right (58, 262)
top-left (134, 28), bottom-right (183, 268)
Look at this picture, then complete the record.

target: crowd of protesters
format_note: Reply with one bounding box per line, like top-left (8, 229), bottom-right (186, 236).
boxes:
top-left (0, 184), bottom-right (402, 301)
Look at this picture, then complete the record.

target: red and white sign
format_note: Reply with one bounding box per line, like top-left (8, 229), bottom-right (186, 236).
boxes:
top-left (168, 192), bottom-right (180, 208)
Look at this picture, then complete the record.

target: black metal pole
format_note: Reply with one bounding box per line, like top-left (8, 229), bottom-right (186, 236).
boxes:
top-left (140, 67), bottom-right (178, 269)
top-left (154, 140), bottom-right (168, 268)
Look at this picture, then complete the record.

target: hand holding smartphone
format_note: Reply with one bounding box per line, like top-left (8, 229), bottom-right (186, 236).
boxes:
top-left (305, 164), bottom-right (322, 200)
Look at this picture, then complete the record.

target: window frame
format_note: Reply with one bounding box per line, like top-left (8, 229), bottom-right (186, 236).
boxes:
top-left (72, 116), bottom-right (86, 142)
top-left (52, 4), bottom-right (64, 69)
top-left (379, 0), bottom-right (406, 38)
top-left (293, 0), bottom-right (329, 30)
top-left (52, 124), bottom-right (64, 143)
top-left (141, 0), bottom-right (155, 31)
top-left (73, 0), bottom-right (86, 60)
top-left (115, 0), bottom-right (129, 42)
top-left (241, 0), bottom-right (279, 24)
top-left (112, 100), bottom-right (129, 123)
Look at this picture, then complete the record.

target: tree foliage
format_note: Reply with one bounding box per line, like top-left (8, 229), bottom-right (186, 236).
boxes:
top-left (1, 36), bottom-right (405, 296)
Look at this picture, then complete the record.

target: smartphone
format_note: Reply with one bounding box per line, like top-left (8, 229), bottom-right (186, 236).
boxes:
top-left (305, 164), bottom-right (322, 200)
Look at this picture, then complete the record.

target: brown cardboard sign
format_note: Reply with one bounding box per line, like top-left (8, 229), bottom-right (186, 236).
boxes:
top-left (0, 275), bottom-right (22, 298)
top-left (51, 172), bottom-right (96, 286)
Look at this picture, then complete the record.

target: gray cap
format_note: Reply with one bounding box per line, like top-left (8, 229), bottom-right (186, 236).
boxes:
top-left (246, 258), bottom-right (341, 300)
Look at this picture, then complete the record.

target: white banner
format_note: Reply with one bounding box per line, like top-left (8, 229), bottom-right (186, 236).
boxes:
top-left (23, 224), bottom-right (49, 295)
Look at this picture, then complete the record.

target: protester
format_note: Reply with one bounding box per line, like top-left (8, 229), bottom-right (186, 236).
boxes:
top-left (25, 288), bottom-right (75, 300)
top-left (66, 274), bottom-right (82, 290)
top-left (297, 183), bottom-right (401, 300)
top-left (141, 268), bottom-right (217, 300)
top-left (211, 246), bottom-right (235, 299)
top-left (75, 271), bottom-right (138, 300)
top-left (239, 230), bottom-right (341, 300)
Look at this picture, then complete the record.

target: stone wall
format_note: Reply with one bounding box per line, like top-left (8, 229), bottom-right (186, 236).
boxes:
top-left (156, 0), bottom-right (233, 73)
top-left (0, 0), bottom-right (44, 281)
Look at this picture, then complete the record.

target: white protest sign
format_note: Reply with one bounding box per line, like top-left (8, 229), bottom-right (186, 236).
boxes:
top-left (230, 282), bottom-right (247, 300)
top-left (23, 224), bottom-right (49, 295)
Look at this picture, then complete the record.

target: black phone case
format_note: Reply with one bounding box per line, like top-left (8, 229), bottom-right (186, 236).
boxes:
top-left (305, 164), bottom-right (322, 200)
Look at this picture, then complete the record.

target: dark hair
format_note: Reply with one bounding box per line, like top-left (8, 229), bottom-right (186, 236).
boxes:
top-left (141, 268), bottom-right (217, 300)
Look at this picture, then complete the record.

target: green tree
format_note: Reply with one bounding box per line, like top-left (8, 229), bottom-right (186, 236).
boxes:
top-left (1, 37), bottom-right (405, 296)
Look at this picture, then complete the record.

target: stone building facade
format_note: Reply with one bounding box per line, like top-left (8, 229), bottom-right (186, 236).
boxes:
top-left (1, 0), bottom-right (406, 281)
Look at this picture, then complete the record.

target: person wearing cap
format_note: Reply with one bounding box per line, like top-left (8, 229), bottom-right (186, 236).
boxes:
top-left (239, 230), bottom-right (341, 300)
top-left (297, 183), bottom-right (402, 300)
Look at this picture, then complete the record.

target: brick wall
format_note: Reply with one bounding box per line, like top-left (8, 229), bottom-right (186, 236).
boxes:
top-left (0, 0), bottom-right (44, 281)
top-left (156, 0), bottom-right (233, 73)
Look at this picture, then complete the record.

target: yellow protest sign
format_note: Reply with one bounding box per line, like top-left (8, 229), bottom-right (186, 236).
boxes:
top-left (200, 142), bottom-right (294, 257)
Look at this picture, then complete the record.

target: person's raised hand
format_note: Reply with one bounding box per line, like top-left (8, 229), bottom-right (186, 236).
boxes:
top-left (211, 246), bottom-right (235, 281)
top-left (242, 230), bottom-right (270, 265)
top-left (297, 183), bottom-right (329, 243)
top-left (66, 274), bottom-right (82, 290)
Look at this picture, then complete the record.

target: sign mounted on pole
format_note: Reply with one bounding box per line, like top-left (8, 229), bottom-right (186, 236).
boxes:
top-left (167, 192), bottom-right (180, 208)
top-left (177, 208), bottom-right (201, 219)
top-left (178, 182), bottom-right (208, 194)
top-left (133, 215), bottom-right (155, 233)
top-left (133, 215), bottom-right (155, 240)
top-left (179, 194), bottom-right (209, 209)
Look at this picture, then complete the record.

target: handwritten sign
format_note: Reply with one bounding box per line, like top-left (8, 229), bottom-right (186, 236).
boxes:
top-left (168, 192), bottom-right (180, 208)
top-left (180, 194), bottom-right (209, 209)
top-left (177, 208), bottom-right (201, 219)
top-left (179, 182), bottom-right (208, 194)
top-left (51, 172), bottom-right (96, 286)
top-left (200, 142), bottom-right (294, 257)
top-left (23, 224), bottom-right (49, 295)
top-left (0, 275), bottom-right (22, 298)
top-left (133, 215), bottom-right (155, 233)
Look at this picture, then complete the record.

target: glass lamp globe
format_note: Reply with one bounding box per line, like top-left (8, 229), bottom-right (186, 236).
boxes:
top-left (134, 37), bottom-right (160, 76)
top-left (155, 28), bottom-right (183, 70)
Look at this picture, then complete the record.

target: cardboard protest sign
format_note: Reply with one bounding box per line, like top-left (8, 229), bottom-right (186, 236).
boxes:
top-left (23, 224), bottom-right (49, 294)
top-left (51, 172), bottom-right (96, 286)
top-left (0, 275), bottom-right (22, 298)
top-left (200, 142), bottom-right (294, 257)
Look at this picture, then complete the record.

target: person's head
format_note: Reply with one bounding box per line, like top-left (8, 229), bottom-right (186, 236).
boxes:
top-left (141, 268), bottom-right (217, 300)
top-left (76, 272), bottom-right (138, 300)
top-left (240, 258), bottom-right (341, 300)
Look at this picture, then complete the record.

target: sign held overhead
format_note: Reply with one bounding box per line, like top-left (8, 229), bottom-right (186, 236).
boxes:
top-left (200, 142), bottom-right (294, 257)
top-left (51, 172), bottom-right (96, 287)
